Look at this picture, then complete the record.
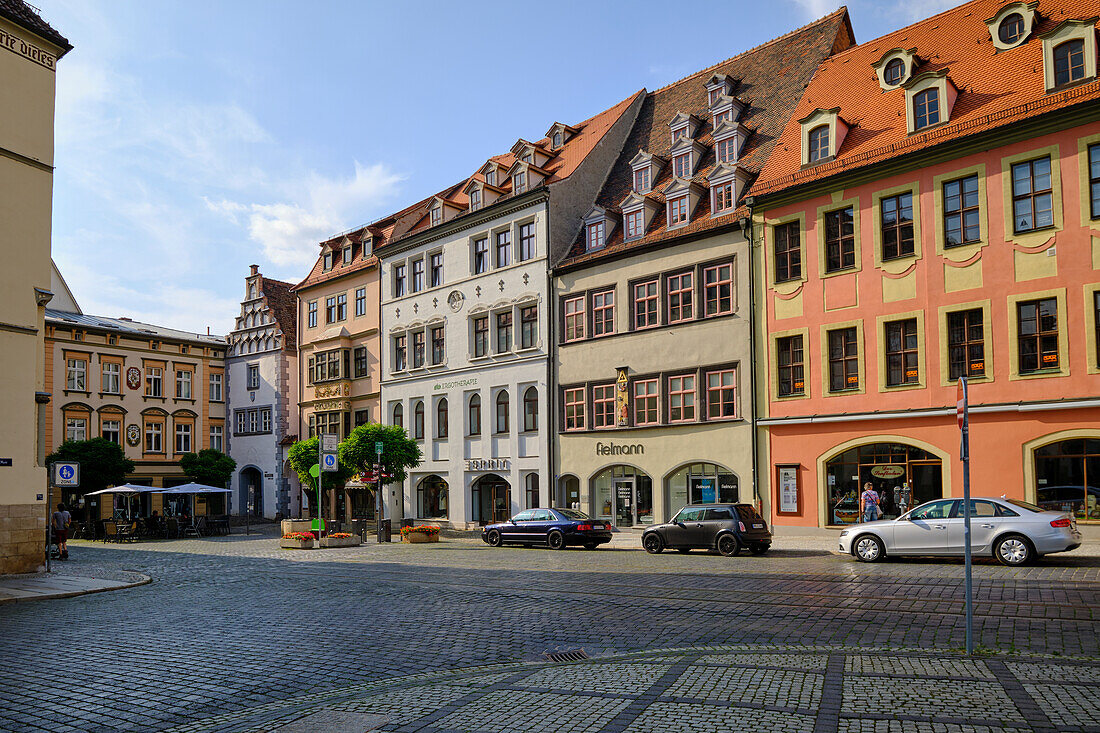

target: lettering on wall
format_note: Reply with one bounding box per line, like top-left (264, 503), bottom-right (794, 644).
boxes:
top-left (0, 29), bottom-right (57, 70)
top-left (466, 458), bottom-right (509, 471)
top-left (435, 377), bottom-right (478, 391)
top-left (595, 442), bottom-right (645, 456)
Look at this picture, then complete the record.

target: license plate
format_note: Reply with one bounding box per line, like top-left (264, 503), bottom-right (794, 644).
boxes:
top-left (753, 523), bottom-right (764, 529)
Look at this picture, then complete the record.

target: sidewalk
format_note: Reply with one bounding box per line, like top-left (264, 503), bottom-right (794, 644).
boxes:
top-left (0, 564), bottom-right (149, 604)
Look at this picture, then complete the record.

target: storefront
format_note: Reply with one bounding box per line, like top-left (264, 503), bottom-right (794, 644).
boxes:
top-left (417, 475), bottom-right (448, 520)
top-left (471, 473), bottom-right (511, 525)
top-left (1034, 438), bottom-right (1100, 520)
top-left (825, 443), bottom-right (942, 524)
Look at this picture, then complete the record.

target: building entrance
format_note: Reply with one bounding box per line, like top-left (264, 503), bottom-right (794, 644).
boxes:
top-left (471, 473), bottom-right (511, 525)
top-left (1035, 438), bottom-right (1100, 520)
top-left (825, 443), bottom-right (942, 525)
top-left (591, 465), bottom-right (652, 527)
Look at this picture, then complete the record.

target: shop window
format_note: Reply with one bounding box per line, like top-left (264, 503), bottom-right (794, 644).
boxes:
top-left (417, 475), bottom-right (448, 520)
top-left (436, 398), bottom-right (448, 439)
top-left (592, 384), bottom-right (615, 428)
top-left (471, 473), bottom-right (511, 525)
top-left (520, 306), bottom-right (537, 349)
top-left (947, 309), bottom-right (985, 379)
top-left (774, 221), bottom-right (801, 282)
top-left (1017, 297), bottom-right (1059, 372)
top-left (884, 318), bottom-right (919, 386)
top-left (881, 193), bottom-right (915, 260)
top-left (563, 296), bottom-right (585, 342)
top-left (666, 463), bottom-right (738, 517)
top-left (467, 394), bottom-right (481, 436)
top-left (494, 390), bottom-right (509, 434)
top-left (667, 374), bottom-right (696, 422)
top-left (667, 272), bottom-right (694, 323)
top-left (558, 475), bottom-right (581, 510)
top-left (525, 474), bottom-right (539, 509)
top-left (703, 264), bottom-right (733, 316)
top-left (632, 280), bottom-right (659, 329)
top-left (826, 443), bottom-right (942, 525)
top-left (473, 316), bottom-right (488, 357)
top-left (592, 290), bottom-right (615, 336)
top-left (828, 327), bottom-right (859, 391)
top-left (1034, 439), bottom-right (1100, 520)
top-left (413, 401), bottom-right (424, 440)
top-left (777, 335), bottom-right (805, 397)
top-left (1011, 156), bottom-right (1053, 233)
top-left (591, 465), bottom-right (653, 527)
top-left (824, 207), bottom-right (855, 272)
top-left (943, 175), bottom-right (981, 247)
top-left (706, 369), bottom-right (737, 419)
top-left (633, 379), bottom-right (658, 425)
top-left (563, 387), bottom-right (585, 431)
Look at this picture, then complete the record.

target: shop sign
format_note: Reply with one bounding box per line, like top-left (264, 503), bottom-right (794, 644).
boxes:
top-left (314, 382), bottom-right (350, 399)
top-left (717, 474), bottom-right (738, 499)
top-left (595, 442), bottom-right (644, 456)
top-left (615, 368), bottom-right (629, 427)
top-left (435, 377), bottom-right (478, 391)
top-left (870, 465), bottom-right (905, 479)
top-left (466, 458), bottom-right (509, 471)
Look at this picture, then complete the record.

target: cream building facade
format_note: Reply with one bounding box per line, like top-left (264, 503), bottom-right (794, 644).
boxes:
top-left (0, 2), bottom-right (70, 573)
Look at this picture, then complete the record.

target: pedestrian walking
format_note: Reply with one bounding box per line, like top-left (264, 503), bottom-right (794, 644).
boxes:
top-left (51, 503), bottom-right (71, 560)
top-left (859, 482), bottom-right (879, 523)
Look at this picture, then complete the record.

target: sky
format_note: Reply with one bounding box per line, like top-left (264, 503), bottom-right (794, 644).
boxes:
top-left (43, 0), bottom-right (957, 336)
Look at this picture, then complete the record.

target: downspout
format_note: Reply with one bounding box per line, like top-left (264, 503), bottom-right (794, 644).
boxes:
top-left (546, 209), bottom-right (556, 509)
top-left (740, 198), bottom-right (761, 514)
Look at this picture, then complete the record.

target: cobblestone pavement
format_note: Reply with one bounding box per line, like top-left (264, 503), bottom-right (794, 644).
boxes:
top-left (2, 530), bottom-right (1098, 732)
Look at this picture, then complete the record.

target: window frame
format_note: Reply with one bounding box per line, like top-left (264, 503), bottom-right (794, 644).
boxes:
top-left (563, 386), bottom-right (586, 431)
top-left (473, 316), bottom-right (489, 358)
top-left (705, 368), bottom-right (737, 420)
top-left (667, 271), bottom-right (694, 324)
top-left (591, 289), bottom-right (615, 337)
top-left (776, 334), bottom-right (805, 398)
top-left (429, 252), bottom-right (443, 288)
top-left (1016, 297), bottom-right (1060, 373)
top-left (912, 87), bottom-right (941, 130)
top-left (592, 383), bottom-right (616, 429)
top-left (494, 390), bottom-right (509, 434)
top-left (518, 223), bottom-right (536, 261)
top-left (495, 230), bottom-right (512, 268)
top-left (824, 207), bottom-right (856, 273)
top-left (884, 318), bottom-right (920, 387)
top-left (624, 209), bottom-right (644, 240)
top-left (631, 278), bottom-right (659, 331)
top-left (827, 327), bottom-right (860, 392)
top-left (520, 305), bottom-right (537, 350)
top-left (522, 386), bottom-right (538, 432)
top-left (1011, 156), bottom-right (1054, 234)
top-left (667, 374), bottom-right (696, 423)
top-left (495, 311), bottom-right (513, 354)
top-left (668, 195), bottom-right (689, 227)
top-left (430, 326), bottom-right (445, 365)
top-left (880, 192), bottom-right (916, 261)
top-left (808, 125), bottom-right (830, 162)
top-left (473, 237), bottom-right (489, 274)
top-left (947, 308), bottom-right (986, 380)
top-left (467, 394), bottom-right (481, 436)
top-left (633, 378), bottom-right (659, 426)
top-left (1053, 39), bottom-right (1086, 87)
top-left (703, 263), bottom-right (734, 317)
top-left (563, 296), bottom-right (585, 343)
top-left (943, 174), bottom-right (981, 247)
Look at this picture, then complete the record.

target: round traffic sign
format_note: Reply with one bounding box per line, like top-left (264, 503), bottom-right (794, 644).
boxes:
top-left (323, 454), bottom-right (336, 468)
top-left (59, 465), bottom-right (74, 480)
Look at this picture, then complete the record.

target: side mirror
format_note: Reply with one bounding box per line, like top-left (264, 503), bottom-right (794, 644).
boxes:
top-left (509, 519), bottom-right (517, 525)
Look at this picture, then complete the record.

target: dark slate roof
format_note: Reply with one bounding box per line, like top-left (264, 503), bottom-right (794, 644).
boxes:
top-left (45, 309), bottom-right (225, 346)
top-left (0, 0), bottom-right (71, 53)
top-left (259, 276), bottom-right (298, 353)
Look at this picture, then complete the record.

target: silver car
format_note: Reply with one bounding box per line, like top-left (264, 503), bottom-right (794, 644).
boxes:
top-left (838, 497), bottom-right (1081, 566)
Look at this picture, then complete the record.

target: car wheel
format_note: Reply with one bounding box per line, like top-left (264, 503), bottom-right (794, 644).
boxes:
top-left (853, 534), bottom-right (884, 562)
top-left (994, 534), bottom-right (1033, 566)
top-left (547, 530), bottom-right (566, 550)
top-left (642, 533), bottom-right (663, 554)
top-left (677, 548), bottom-right (691, 554)
top-left (486, 529), bottom-right (502, 548)
top-left (749, 543), bottom-right (769, 556)
top-left (717, 534), bottom-right (741, 557)
top-left (583, 542), bottom-right (598, 551)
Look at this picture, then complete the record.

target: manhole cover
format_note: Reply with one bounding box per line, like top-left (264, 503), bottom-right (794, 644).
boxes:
top-left (543, 648), bottom-right (590, 662)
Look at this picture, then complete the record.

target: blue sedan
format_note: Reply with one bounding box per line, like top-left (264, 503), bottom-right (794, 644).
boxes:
top-left (482, 508), bottom-right (613, 550)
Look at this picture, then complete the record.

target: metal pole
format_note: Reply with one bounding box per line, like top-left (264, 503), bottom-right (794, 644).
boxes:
top-left (45, 470), bottom-right (52, 573)
top-left (316, 436), bottom-right (323, 539)
top-left (374, 450), bottom-right (382, 544)
top-left (960, 377), bottom-right (974, 655)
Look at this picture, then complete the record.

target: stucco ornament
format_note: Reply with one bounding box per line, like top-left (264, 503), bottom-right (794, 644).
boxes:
top-left (125, 424), bottom-right (140, 447)
top-left (126, 367), bottom-right (141, 390)
top-left (447, 290), bottom-right (465, 312)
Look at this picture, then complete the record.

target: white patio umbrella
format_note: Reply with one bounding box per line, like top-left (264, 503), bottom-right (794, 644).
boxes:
top-left (159, 483), bottom-right (231, 494)
top-left (83, 484), bottom-right (155, 520)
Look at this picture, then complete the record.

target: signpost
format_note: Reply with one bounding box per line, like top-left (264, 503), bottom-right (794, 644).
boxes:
top-left (374, 441), bottom-right (384, 543)
top-left (47, 462), bottom-right (80, 572)
top-left (316, 434), bottom-right (339, 537)
top-left (957, 377), bottom-right (974, 655)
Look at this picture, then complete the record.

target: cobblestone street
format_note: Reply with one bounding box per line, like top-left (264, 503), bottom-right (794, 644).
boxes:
top-left (2, 531), bottom-right (1098, 732)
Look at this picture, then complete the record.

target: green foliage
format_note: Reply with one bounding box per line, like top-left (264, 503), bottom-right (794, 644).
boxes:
top-left (287, 436), bottom-right (356, 493)
top-left (340, 422), bottom-right (421, 485)
top-left (46, 438), bottom-right (135, 494)
top-left (179, 449), bottom-right (237, 487)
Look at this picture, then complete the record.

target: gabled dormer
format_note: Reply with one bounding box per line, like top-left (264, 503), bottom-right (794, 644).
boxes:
top-left (706, 163), bottom-right (751, 218)
top-left (480, 161), bottom-right (504, 188)
top-left (582, 206), bottom-right (616, 251)
top-left (428, 197), bottom-right (464, 228)
top-left (629, 150), bottom-right (667, 194)
top-left (510, 139), bottom-right (554, 168)
top-left (337, 235), bottom-right (353, 265)
top-left (668, 136), bottom-right (707, 179)
top-left (871, 47), bottom-right (919, 90)
top-left (903, 68), bottom-right (957, 133)
top-left (704, 72), bottom-right (736, 105)
top-left (669, 112), bottom-right (703, 144)
top-left (985, 2), bottom-right (1039, 52)
top-left (463, 176), bottom-right (506, 212)
top-left (663, 178), bottom-right (705, 229)
top-left (360, 232), bottom-right (374, 259)
top-left (1038, 17), bottom-right (1099, 92)
top-left (709, 93), bottom-right (746, 129)
top-left (506, 159), bottom-right (550, 194)
top-left (321, 243), bottom-right (335, 272)
top-left (545, 121), bottom-right (580, 151)
top-left (799, 108), bottom-right (848, 166)
top-left (619, 191), bottom-right (661, 241)
top-left (712, 118), bottom-right (747, 165)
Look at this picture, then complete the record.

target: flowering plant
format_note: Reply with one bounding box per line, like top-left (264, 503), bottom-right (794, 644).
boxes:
top-left (400, 525), bottom-right (440, 537)
top-left (329, 533), bottom-right (353, 539)
top-left (282, 532), bottom-right (315, 541)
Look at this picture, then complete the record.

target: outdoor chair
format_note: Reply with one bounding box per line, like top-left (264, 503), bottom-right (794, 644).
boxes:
top-left (194, 516), bottom-right (208, 537)
top-left (104, 522), bottom-right (118, 543)
top-left (180, 520), bottom-right (199, 538)
top-left (166, 517), bottom-right (179, 539)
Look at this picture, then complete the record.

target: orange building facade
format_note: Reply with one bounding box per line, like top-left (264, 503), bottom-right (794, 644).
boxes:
top-left (749, 0), bottom-right (1100, 528)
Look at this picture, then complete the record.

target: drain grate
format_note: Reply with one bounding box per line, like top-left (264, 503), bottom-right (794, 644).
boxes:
top-left (543, 648), bottom-right (589, 662)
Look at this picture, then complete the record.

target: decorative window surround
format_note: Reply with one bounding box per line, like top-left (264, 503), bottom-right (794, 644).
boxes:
top-left (668, 111), bottom-right (703, 144)
top-left (463, 177), bottom-right (505, 212)
top-left (871, 47), bottom-right (918, 90)
top-left (427, 197), bottom-right (463, 227)
top-left (712, 118), bottom-right (747, 165)
top-left (1039, 18), bottom-right (1098, 91)
top-left (509, 139), bottom-right (555, 168)
top-left (668, 137), bottom-right (707, 179)
top-left (479, 161), bottom-right (502, 188)
top-left (582, 206), bottom-right (617, 251)
top-left (663, 178), bottom-right (705, 229)
top-left (707, 163), bottom-right (751, 218)
top-left (984, 2), bottom-right (1039, 52)
top-left (629, 150), bottom-right (666, 194)
top-left (799, 108), bottom-right (848, 166)
top-left (709, 94), bottom-right (746, 130)
top-left (506, 160), bottom-right (548, 194)
top-left (903, 69), bottom-right (957, 134)
top-left (618, 191), bottom-right (661, 241)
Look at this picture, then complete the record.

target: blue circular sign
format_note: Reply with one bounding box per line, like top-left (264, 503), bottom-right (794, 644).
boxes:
top-left (323, 454), bottom-right (336, 468)
top-left (59, 465), bottom-right (74, 480)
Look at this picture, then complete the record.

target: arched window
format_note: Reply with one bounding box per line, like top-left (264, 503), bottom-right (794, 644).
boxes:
top-left (523, 387), bottom-right (538, 432)
top-left (248, 283), bottom-right (256, 299)
top-left (883, 57), bottom-right (905, 86)
top-left (413, 400), bottom-right (424, 440)
top-left (525, 473), bottom-right (539, 509)
top-left (468, 394), bottom-right (481, 436)
top-left (417, 475), bottom-right (448, 519)
top-left (1053, 40), bottom-right (1085, 86)
top-left (495, 390), bottom-right (509, 434)
top-left (998, 13), bottom-right (1024, 44)
top-left (436, 398), bottom-right (448, 439)
top-left (392, 403), bottom-right (403, 429)
top-left (808, 125), bottom-right (830, 163)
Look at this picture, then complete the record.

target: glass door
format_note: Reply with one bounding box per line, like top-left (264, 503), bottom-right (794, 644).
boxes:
top-left (614, 478), bottom-right (634, 527)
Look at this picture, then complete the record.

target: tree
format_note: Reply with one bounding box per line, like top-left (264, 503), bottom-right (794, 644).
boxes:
top-left (340, 422), bottom-right (421, 486)
top-left (46, 438), bottom-right (135, 494)
top-left (179, 449), bottom-right (237, 488)
top-left (287, 436), bottom-right (357, 496)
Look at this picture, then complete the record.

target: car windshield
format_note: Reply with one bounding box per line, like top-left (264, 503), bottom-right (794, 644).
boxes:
top-left (1005, 498), bottom-right (1043, 513)
top-left (555, 508), bottom-right (590, 520)
top-left (672, 507), bottom-right (706, 523)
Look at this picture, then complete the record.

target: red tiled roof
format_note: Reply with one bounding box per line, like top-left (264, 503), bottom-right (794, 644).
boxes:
top-left (258, 276), bottom-right (298, 353)
top-left (0, 0), bottom-right (71, 53)
top-left (556, 9), bottom-right (854, 269)
top-left (751, 0), bottom-right (1100, 198)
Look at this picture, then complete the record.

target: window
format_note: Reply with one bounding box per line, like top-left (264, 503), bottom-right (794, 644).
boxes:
top-left (98, 418), bottom-right (118, 444)
top-left (808, 125), bottom-right (830, 162)
top-left (669, 196), bottom-right (688, 226)
top-left (823, 207), bottom-right (855, 272)
top-left (326, 296), bottom-right (337, 323)
top-left (144, 422), bottom-right (162, 452)
top-left (394, 264), bottom-right (407, 296)
top-left (473, 316), bottom-right (489, 357)
top-left (431, 326), bottom-right (445, 365)
top-left (355, 287), bottom-right (366, 316)
top-left (175, 423), bottom-right (192, 454)
top-left (633, 379), bottom-right (658, 425)
top-left (209, 425), bottom-right (223, 452)
top-left (999, 13), bottom-right (1024, 44)
top-left (884, 57), bottom-right (905, 85)
top-left (716, 138), bottom-right (737, 164)
top-left (307, 301), bottom-right (317, 328)
top-left (634, 167), bottom-right (651, 192)
top-left (564, 296), bottom-right (585, 342)
top-left (246, 365), bottom-right (259, 390)
top-left (342, 246), bottom-right (351, 265)
top-left (313, 349), bottom-right (347, 381)
top-left (1053, 40), bottom-right (1085, 86)
top-left (473, 238), bottom-right (489, 274)
top-left (625, 209), bottom-right (643, 240)
top-left (392, 403), bottom-right (403, 428)
top-left (467, 394), bottom-right (481, 435)
top-left (948, 309), bottom-right (985, 380)
top-left (633, 280), bottom-right (658, 329)
top-left (66, 359), bottom-right (86, 391)
top-left (672, 126), bottom-right (686, 142)
top-left (520, 306), bottom-right (537, 349)
top-left (774, 221), bottom-right (801, 282)
top-left (523, 387), bottom-right (538, 431)
top-left (430, 207), bottom-right (441, 227)
top-left (429, 252), bottom-right (443, 287)
top-left (881, 193), bottom-right (915, 260)
top-left (1090, 143), bottom-right (1100, 219)
top-left (412, 330), bottom-right (425, 368)
top-left (485, 169), bottom-right (496, 187)
top-left (777, 335), bottom-right (805, 397)
top-left (176, 370), bottom-right (192, 399)
top-left (704, 264), bottom-right (733, 316)
top-left (209, 373), bottom-right (222, 402)
top-left (667, 272), bottom-right (693, 323)
top-left (413, 401), bottom-right (424, 440)
top-left (313, 411), bottom-right (340, 437)
top-left (944, 175), bottom-right (981, 246)
top-left (668, 375), bottom-right (696, 422)
top-left (912, 88), bottom-right (940, 130)
top-left (673, 153), bottom-right (691, 178)
top-left (1094, 292), bottom-right (1100, 367)
top-left (354, 409), bottom-right (369, 427)
top-left (436, 398), bottom-right (448, 438)
top-left (323, 251), bottom-right (333, 271)
top-left (714, 181), bottom-right (734, 213)
top-left (706, 369), bottom-right (737, 419)
top-left (469, 188), bottom-right (481, 211)
top-left (587, 221), bottom-right (605, 250)
top-left (393, 335), bottom-right (407, 371)
top-left (1012, 157), bottom-right (1053, 232)
top-left (525, 474), bottom-right (539, 509)
top-left (235, 408), bottom-right (272, 435)
top-left (519, 223), bottom-right (535, 261)
top-left (553, 131), bottom-right (562, 148)
top-left (513, 171), bottom-right (527, 193)
top-left (564, 387), bottom-right (585, 431)
top-left (101, 362), bottom-right (120, 394)
top-left (592, 290), bottom-right (615, 336)
top-left (495, 231), bottom-right (512, 267)
top-left (593, 384), bottom-right (615, 428)
top-left (828, 327), bottom-right (859, 391)
top-left (65, 417), bottom-right (86, 442)
top-left (354, 346), bottom-right (368, 377)
top-left (145, 367), bottom-right (162, 397)
top-left (885, 319), bottom-right (919, 386)
top-left (411, 259), bottom-right (424, 293)
top-left (496, 312), bottom-right (512, 353)
top-left (1017, 298), bottom-right (1059, 372)
top-left (494, 390), bottom-right (509, 433)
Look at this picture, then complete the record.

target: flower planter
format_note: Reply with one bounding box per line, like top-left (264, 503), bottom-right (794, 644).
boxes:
top-left (319, 535), bottom-right (361, 548)
top-left (280, 538), bottom-right (315, 550)
top-left (403, 532), bottom-right (439, 544)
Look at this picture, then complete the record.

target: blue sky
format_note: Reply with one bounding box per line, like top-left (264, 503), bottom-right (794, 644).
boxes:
top-left (44, 0), bottom-right (955, 335)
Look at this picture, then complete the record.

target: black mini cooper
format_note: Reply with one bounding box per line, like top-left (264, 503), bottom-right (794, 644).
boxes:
top-left (642, 503), bottom-right (771, 556)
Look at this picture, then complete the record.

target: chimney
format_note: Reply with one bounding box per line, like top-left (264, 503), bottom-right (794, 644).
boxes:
top-left (249, 264), bottom-right (259, 276)
top-left (207, 326), bottom-right (211, 335)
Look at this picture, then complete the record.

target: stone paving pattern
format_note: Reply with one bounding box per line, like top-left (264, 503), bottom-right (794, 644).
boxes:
top-left (0, 530), bottom-right (1097, 732)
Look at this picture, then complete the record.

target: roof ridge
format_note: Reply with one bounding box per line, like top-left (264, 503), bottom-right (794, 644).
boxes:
top-left (648, 7), bottom-right (849, 95)
top-left (821, 0), bottom-right (981, 64)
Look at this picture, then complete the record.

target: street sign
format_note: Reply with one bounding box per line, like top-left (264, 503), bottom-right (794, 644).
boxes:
top-left (322, 434), bottom-right (338, 452)
top-left (52, 462), bottom-right (80, 487)
top-left (309, 464), bottom-right (320, 478)
top-left (375, 441), bottom-right (384, 454)
top-left (321, 452), bottom-right (338, 472)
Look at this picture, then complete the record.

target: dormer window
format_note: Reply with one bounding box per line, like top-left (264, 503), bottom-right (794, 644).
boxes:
top-left (587, 221), bottom-right (605, 250)
top-left (624, 210), bottom-right (643, 239)
top-left (712, 109), bottom-right (731, 128)
top-left (619, 192), bottom-right (660, 241)
top-left (716, 137), bottom-right (737, 164)
top-left (323, 250), bottom-right (333, 271)
top-left (669, 112), bottom-right (701, 145)
top-left (883, 58), bottom-right (905, 86)
top-left (1054, 40), bottom-right (1085, 85)
top-left (913, 88), bottom-right (940, 130)
top-left (514, 171), bottom-right (527, 193)
top-left (704, 73), bottom-right (735, 107)
top-left (672, 127), bottom-right (686, 142)
top-left (673, 153), bottom-right (691, 178)
top-left (872, 48), bottom-right (917, 90)
top-left (663, 179), bottom-right (703, 229)
top-left (583, 206), bottom-right (615, 251)
top-left (430, 207), bottom-right (442, 226)
top-left (485, 169), bottom-right (496, 186)
top-left (808, 126), bottom-right (830, 162)
top-left (1040, 19), bottom-right (1097, 92)
top-left (903, 70), bottom-right (956, 133)
top-left (999, 13), bottom-right (1025, 44)
top-left (361, 237), bottom-right (373, 259)
top-left (469, 188), bottom-right (482, 211)
top-left (986, 2), bottom-right (1038, 51)
top-left (342, 246), bottom-right (352, 265)
top-left (708, 88), bottom-right (722, 106)
top-left (800, 108), bottom-right (848, 166)
top-left (669, 196), bottom-right (688, 226)
top-left (552, 132), bottom-right (562, 149)
top-left (707, 163), bottom-right (750, 219)
top-left (634, 167), bottom-right (651, 193)
top-left (521, 152), bottom-right (532, 163)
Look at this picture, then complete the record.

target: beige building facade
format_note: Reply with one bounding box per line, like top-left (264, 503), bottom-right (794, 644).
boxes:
top-left (0, 3), bottom-right (70, 573)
